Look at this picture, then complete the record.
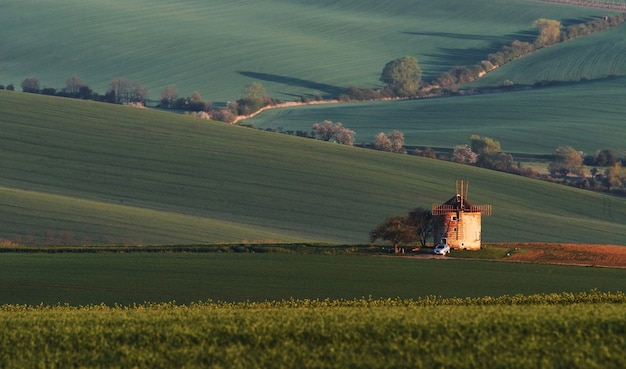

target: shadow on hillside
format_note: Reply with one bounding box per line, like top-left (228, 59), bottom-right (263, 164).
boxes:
top-left (561, 16), bottom-right (598, 27)
top-left (403, 30), bottom-right (536, 43)
top-left (515, 74), bottom-right (626, 89)
top-left (402, 31), bottom-right (501, 41)
top-left (238, 71), bottom-right (346, 97)
top-left (405, 30), bottom-right (536, 75)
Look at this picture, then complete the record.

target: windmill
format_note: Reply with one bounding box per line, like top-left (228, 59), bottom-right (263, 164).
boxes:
top-left (432, 180), bottom-right (492, 250)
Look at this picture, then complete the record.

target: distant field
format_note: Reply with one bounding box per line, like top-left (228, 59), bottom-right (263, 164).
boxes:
top-left (1, 92), bottom-right (626, 245)
top-left (467, 22), bottom-right (626, 88)
top-left (1, 253), bottom-right (625, 305)
top-left (247, 76), bottom-right (626, 155)
top-left (0, 0), bottom-right (613, 101)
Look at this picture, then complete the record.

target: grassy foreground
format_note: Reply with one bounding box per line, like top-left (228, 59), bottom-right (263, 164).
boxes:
top-left (1, 292), bottom-right (625, 369)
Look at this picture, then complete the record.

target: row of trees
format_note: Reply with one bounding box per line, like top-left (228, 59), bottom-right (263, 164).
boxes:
top-left (311, 120), bottom-right (355, 146)
top-left (274, 122), bottom-right (625, 196)
top-left (449, 136), bottom-right (626, 195)
top-left (158, 81), bottom-right (279, 123)
top-left (5, 14), bottom-right (623, 119)
top-left (3, 76), bottom-right (149, 105)
top-left (372, 131), bottom-right (405, 153)
top-left (2, 76), bottom-right (277, 124)
top-left (305, 121), bottom-right (407, 153)
top-left (370, 14), bottom-right (626, 97)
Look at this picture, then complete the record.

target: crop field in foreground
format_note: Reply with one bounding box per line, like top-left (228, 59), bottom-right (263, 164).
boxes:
top-left (0, 0), bottom-right (612, 101)
top-left (247, 76), bottom-right (626, 154)
top-left (2, 92), bottom-right (626, 245)
top-left (1, 253), bottom-right (625, 306)
top-left (1, 292), bottom-right (625, 368)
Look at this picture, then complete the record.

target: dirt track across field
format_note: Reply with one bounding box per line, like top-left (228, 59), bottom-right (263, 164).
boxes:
top-left (499, 243), bottom-right (626, 268)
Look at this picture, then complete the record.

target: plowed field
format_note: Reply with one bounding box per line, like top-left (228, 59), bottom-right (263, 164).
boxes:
top-left (504, 243), bottom-right (626, 268)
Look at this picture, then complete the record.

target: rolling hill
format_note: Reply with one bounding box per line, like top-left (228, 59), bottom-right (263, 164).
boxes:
top-left (0, 0), bottom-right (614, 102)
top-left (466, 21), bottom-right (626, 88)
top-left (1, 91), bottom-right (625, 245)
top-left (246, 76), bottom-right (626, 155)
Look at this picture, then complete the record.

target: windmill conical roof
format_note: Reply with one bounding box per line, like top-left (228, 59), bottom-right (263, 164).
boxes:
top-left (441, 195), bottom-right (475, 210)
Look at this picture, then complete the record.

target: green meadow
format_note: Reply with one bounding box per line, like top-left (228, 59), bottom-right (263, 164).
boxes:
top-left (466, 22), bottom-right (626, 88)
top-left (2, 91), bottom-right (626, 246)
top-left (0, 0), bottom-right (614, 101)
top-left (2, 2), bottom-right (626, 366)
top-left (1, 253), bottom-right (625, 306)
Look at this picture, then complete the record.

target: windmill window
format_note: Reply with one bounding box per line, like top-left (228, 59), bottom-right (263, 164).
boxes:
top-left (451, 216), bottom-right (457, 221)
top-left (453, 227), bottom-right (457, 231)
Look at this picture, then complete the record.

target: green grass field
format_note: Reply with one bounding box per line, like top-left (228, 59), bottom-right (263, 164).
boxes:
top-left (2, 92), bottom-right (626, 245)
top-left (3, 252), bottom-right (626, 305)
top-left (3, 3), bottom-right (626, 366)
top-left (2, 293), bottom-right (625, 368)
top-left (0, 0), bottom-right (614, 101)
top-left (247, 76), bottom-right (626, 154)
top-left (467, 22), bottom-right (626, 88)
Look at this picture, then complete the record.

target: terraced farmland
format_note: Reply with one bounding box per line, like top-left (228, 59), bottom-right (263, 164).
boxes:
top-left (0, 0), bottom-right (614, 101)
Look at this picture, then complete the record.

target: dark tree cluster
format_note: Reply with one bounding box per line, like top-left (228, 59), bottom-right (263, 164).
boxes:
top-left (7, 76), bottom-right (147, 105)
top-left (157, 82), bottom-right (281, 123)
top-left (370, 208), bottom-right (434, 253)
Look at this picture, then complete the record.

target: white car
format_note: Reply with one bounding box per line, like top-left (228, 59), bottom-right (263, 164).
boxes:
top-left (434, 243), bottom-right (451, 255)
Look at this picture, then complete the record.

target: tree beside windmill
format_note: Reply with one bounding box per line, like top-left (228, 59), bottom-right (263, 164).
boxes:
top-left (432, 180), bottom-right (491, 250)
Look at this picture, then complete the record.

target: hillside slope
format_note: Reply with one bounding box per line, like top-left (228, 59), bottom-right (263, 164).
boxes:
top-left (1, 92), bottom-right (625, 245)
top-left (247, 76), bottom-right (626, 154)
top-left (0, 0), bottom-right (612, 101)
top-left (467, 22), bottom-right (626, 88)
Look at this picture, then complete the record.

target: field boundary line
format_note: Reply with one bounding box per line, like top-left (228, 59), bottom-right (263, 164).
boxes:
top-left (537, 0), bottom-right (626, 11)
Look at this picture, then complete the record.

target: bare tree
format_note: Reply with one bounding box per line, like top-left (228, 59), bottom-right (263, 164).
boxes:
top-left (159, 84), bottom-right (178, 108)
top-left (407, 207), bottom-right (434, 248)
top-left (108, 78), bottom-right (147, 104)
top-left (65, 76), bottom-right (83, 96)
top-left (21, 77), bottom-right (40, 93)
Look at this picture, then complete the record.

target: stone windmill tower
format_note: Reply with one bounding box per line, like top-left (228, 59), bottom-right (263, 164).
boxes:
top-left (432, 180), bottom-right (492, 250)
